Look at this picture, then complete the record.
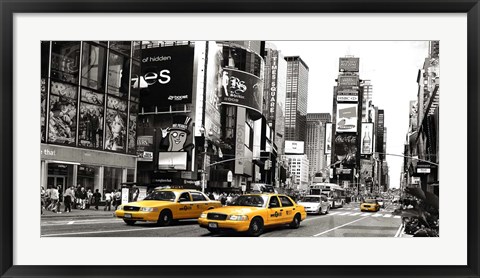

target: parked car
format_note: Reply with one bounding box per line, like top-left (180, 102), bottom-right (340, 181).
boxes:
top-left (198, 193), bottom-right (307, 236)
top-left (115, 189), bottom-right (222, 226)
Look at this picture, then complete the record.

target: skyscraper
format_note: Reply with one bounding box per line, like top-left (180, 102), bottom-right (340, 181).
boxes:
top-left (284, 56), bottom-right (309, 141)
top-left (306, 113), bottom-right (331, 181)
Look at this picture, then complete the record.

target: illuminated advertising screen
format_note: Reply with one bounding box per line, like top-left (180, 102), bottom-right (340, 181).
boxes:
top-left (138, 45), bottom-right (195, 108)
top-left (336, 103), bottom-right (358, 133)
top-left (339, 57), bottom-right (360, 72)
top-left (221, 68), bottom-right (264, 115)
top-left (285, 141), bottom-right (305, 154)
top-left (334, 134), bottom-right (357, 164)
top-left (158, 152), bottom-right (187, 170)
top-left (325, 123), bottom-right (332, 154)
top-left (338, 76), bottom-right (359, 86)
top-left (360, 123), bottom-right (374, 155)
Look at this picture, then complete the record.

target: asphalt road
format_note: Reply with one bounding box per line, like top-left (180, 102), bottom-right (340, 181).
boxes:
top-left (41, 203), bottom-right (402, 237)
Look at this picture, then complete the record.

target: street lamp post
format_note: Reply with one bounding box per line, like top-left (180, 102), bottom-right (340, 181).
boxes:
top-left (199, 127), bottom-right (210, 194)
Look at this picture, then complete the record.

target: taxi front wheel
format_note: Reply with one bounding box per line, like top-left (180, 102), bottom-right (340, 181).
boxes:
top-left (289, 214), bottom-right (301, 229)
top-left (248, 217), bottom-right (264, 237)
top-left (157, 210), bottom-right (173, 226)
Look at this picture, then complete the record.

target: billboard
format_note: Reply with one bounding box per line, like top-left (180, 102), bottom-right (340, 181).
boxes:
top-left (360, 159), bottom-right (373, 184)
top-left (337, 95), bottom-right (358, 102)
top-left (336, 103), bottom-right (358, 133)
top-left (138, 45), bottom-right (195, 108)
top-left (338, 76), bottom-right (359, 87)
top-left (267, 50), bottom-right (279, 122)
top-left (235, 107), bottom-right (246, 175)
top-left (285, 141), bottom-right (305, 154)
top-left (360, 123), bottom-right (374, 155)
top-left (325, 123), bottom-right (332, 154)
top-left (204, 42), bottom-right (223, 142)
top-left (339, 57), bottom-right (360, 72)
top-left (334, 134), bottom-right (357, 164)
top-left (158, 152), bottom-right (188, 170)
top-left (221, 68), bottom-right (264, 115)
top-left (377, 110), bottom-right (385, 158)
top-left (136, 135), bottom-right (154, 161)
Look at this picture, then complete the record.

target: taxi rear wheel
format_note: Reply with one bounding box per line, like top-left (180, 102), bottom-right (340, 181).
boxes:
top-left (157, 210), bottom-right (173, 226)
top-left (124, 220), bottom-right (136, 226)
top-left (289, 214), bottom-right (301, 229)
top-left (248, 217), bottom-right (264, 237)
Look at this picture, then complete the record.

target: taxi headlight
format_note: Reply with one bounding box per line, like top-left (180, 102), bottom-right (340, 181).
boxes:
top-left (140, 207), bottom-right (158, 212)
top-left (228, 215), bottom-right (249, 221)
top-left (200, 213), bottom-right (207, 219)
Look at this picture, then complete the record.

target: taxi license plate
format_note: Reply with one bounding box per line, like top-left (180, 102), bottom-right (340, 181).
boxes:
top-left (208, 222), bottom-right (218, 228)
top-left (124, 213), bottom-right (132, 219)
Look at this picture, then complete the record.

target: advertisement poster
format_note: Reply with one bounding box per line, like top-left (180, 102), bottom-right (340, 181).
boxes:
top-left (78, 102), bottom-right (103, 149)
top-left (338, 76), bottom-right (359, 87)
top-left (334, 134), bottom-right (357, 164)
top-left (158, 152), bottom-right (187, 170)
top-left (41, 78), bottom-right (46, 142)
top-left (48, 81), bottom-right (78, 145)
top-left (128, 102), bottom-right (139, 154)
top-left (139, 45), bottom-right (195, 108)
top-left (336, 103), bottom-right (358, 133)
top-left (285, 141), bottom-right (305, 154)
top-left (360, 159), bottom-right (373, 184)
top-left (221, 69), bottom-right (264, 115)
top-left (136, 135), bottom-right (154, 162)
top-left (204, 42), bottom-right (223, 142)
top-left (360, 123), bottom-right (374, 155)
top-left (325, 123), bottom-right (332, 154)
top-left (105, 109), bottom-right (127, 152)
top-left (339, 57), bottom-right (360, 72)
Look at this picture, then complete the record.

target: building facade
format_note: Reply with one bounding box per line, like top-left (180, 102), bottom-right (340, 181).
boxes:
top-left (284, 56), bottom-right (309, 142)
top-left (306, 113), bottom-right (331, 181)
top-left (285, 154), bottom-right (309, 192)
top-left (41, 41), bottom-right (140, 197)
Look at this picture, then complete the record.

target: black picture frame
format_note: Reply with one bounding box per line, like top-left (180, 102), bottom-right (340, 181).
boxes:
top-left (1, 1), bottom-right (479, 277)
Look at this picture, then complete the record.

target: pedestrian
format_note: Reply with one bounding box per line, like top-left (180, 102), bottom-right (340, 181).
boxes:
top-left (49, 186), bottom-right (60, 213)
top-left (208, 192), bottom-right (215, 201)
top-left (114, 189), bottom-right (122, 210)
top-left (86, 189), bottom-right (93, 209)
top-left (78, 187), bottom-right (87, 210)
top-left (57, 185), bottom-right (63, 212)
top-left (92, 189), bottom-right (101, 210)
top-left (104, 191), bottom-right (112, 211)
top-left (64, 186), bottom-right (75, 213)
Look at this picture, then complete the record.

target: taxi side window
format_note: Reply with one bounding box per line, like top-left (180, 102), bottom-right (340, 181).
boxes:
top-left (191, 192), bottom-right (207, 201)
top-left (178, 192), bottom-right (191, 202)
top-left (268, 196), bottom-right (280, 208)
top-left (279, 196), bottom-right (294, 207)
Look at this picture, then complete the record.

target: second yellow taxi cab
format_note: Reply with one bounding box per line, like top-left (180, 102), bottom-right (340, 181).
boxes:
top-left (198, 193), bottom-right (307, 236)
top-left (115, 189), bottom-right (222, 226)
top-left (360, 198), bottom-right (381, 212)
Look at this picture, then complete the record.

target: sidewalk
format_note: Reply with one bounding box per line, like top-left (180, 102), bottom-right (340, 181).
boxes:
top-left (41, 207), bottom-right (116, 219)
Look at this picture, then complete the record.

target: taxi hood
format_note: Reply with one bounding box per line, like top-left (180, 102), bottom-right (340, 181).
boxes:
top-left (125, 200), bottom-right (174, 207)
top-left (206, 206), bottom-right (263, 215)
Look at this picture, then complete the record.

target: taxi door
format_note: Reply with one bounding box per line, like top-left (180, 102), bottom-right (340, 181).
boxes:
top-left (266, 196), bottom-right (283, 225)
top-left (190, 192), bottom-right (210, 217)
top-left (176, 192), bottom-right (195, 219)
top-left (278, 195), bottom-right (296, 224)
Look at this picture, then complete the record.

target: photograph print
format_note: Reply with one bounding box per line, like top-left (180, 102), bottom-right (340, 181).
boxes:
top-left (40, 40), bottom-right (439, 238)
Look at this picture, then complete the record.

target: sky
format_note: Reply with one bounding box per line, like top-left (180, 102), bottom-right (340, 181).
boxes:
top-left (270, 41), bottom-right (430, 188)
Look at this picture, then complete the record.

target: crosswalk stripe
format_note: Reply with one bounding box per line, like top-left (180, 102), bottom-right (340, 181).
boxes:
top-left (383, 214), bottom-right (392, 218)
top-left (394, 215), bottom-right (401, 219)
top-left (339, 212), bottom-right (351, 215)
top-left (344, 208), bottom-right (352, 210)
top-left (353, 208), bottom-right (360, 211)
top-left (350, 212), bottom-right (362, 216)
top-left (328, 212), bottom-right (341, 215)
top-left (371, 214), bottom-right (383, 217)
top-left (360, 213), bottom-right (371, 216)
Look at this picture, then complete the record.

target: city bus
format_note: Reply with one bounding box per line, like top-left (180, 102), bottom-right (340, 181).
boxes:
top-left (309, 183), bottom-right (346, 208)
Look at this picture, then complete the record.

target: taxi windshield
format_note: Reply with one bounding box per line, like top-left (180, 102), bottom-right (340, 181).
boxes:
top-left (230, 195), bottom-right (266, 207)
top-left (300, 197), bottom-right (320, 203)
top-left (143, 191), bottom-right (176, 201)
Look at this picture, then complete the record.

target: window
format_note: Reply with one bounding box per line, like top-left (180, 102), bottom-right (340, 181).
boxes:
top-left (51, 41), bottom-right (80, 84)
top-left (178, 192), bottom-right (191, 202)
top-left (279, 196), bottom-right (294, 207)
top-left (48, 81), bottom-right (78, 145)
top-left (81, 42), bottom-right (107, 92)
top-left (78, 89), bottom-right (104, 149)
top-left (268, 196), bottom-right (280, 208)
top-left (107, 51), bottom-right (130, 98)
top-left (191, 192), bottom-right (207, 201)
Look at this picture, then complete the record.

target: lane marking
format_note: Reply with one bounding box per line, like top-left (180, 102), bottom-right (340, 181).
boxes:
top-left (328, 212), bottom-right (341, 215)
top-left (360, 213), bottom-right (371, 216)
top-left (313, 217), bottom-right (369, 237)
top-left (394, 215), bottom-right (401, 219)
top-left (383, 214), bottom-right (392, 218)
top-left (371, 214), bottom-right (383, 217)
top-left (42, 225), bottom-right (182, 237)
top-left (338, 212), bottom-right (351, 215)
top-left (67, 221), bottom-right (74, 225)
top-left (42, 219), bottom-right (122, 226)
top-left (394, 224), bottom-right (404, 237)
top-left (350, 212), bottom-right (362, 216)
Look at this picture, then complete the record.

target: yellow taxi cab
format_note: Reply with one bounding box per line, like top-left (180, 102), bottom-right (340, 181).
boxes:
top-left (360, 198), bottom-right (381, 212)
top-left (115, 189), bottom-right (221, 226)
top-left (198, 193), bottom-right (307, 236)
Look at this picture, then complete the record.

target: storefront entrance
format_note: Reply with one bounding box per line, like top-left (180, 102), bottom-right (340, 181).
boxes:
top-left (47, 175), bottom-right (66, 192)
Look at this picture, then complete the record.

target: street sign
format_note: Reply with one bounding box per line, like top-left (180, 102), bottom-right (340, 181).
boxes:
top-left (417, 168), bottom-right (431, 173)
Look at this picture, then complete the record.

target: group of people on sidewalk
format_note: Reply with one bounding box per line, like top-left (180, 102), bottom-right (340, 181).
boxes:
top-left (41, 185), bottom-right (123, 214)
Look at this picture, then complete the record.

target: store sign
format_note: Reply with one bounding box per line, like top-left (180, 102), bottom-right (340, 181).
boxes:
top-left (285, 141), bottom-right (305, 154)
top-left (138, 45), bottom-right (194, 107)
top-left (235, 107), bottom-right (246, 175)
top-left (268, 50), bottom-right (279, 122)
top-left (337, 95), bottom-right (358, 102)
top-left (221, 69), bottom-right (263, 115)
top-left (417, 168), bottom-right (431, 173)
top-left (136, 135), bottom-right (154, 161)
top-left (338, 76), bottom-right (359, 86)
top-left (339, 57), bottom-right (360, 72)
top-left (336, 103), bottom-right (358, 133)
